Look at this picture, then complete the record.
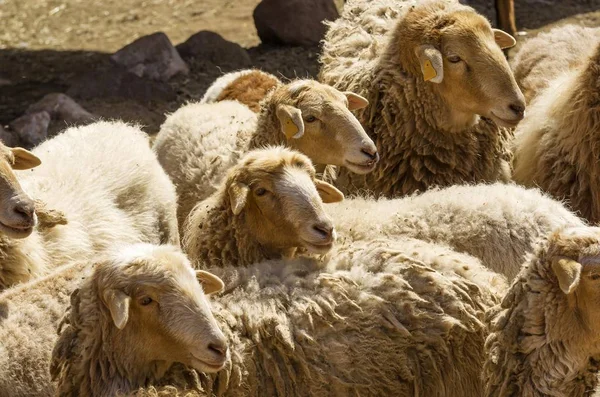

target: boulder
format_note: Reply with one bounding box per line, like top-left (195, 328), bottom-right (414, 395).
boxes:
top-left (176, 31), bottom-right (252, 68)
top-left (9, 111), bottom-right (50, 149)
top-left (0, 125), bottom-right (20, 148)
top-left (26, 93), bottom-right (96, 125)
top-left (253, 0), bottom-right (339, 46)
top-left (110, 32), bottom-right (189, 81)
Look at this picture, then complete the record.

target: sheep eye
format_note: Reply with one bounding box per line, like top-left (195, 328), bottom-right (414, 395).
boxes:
top-left (140, 297), bottom-right (153, 306)
top-left (255, 187), bottom-right (267, 196)
top-left (447, 55), bottom-right (462, 63)
top-left (590, 274), bottom-right (600, 281)
top-left (304, 115), bottom-right (317, 123)
top-left (294, 161), bottom-right (305, 168)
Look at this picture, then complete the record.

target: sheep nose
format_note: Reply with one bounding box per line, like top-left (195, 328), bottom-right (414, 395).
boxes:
top-left (313, 222), bottom-right (334, 241)
top-left (361, 147), bottom-right (378, 161)
top-left (208, 340), bottom-right (228, 359)
top-left (509, 103), bottom-right (525, 119)
top-left (14, 201), bottom-right (35, 220)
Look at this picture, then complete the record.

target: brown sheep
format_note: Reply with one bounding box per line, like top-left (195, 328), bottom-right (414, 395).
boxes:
top-left (212, 69), bottom-right (281, 112)
top-left (484, 226), bottom-right (600, 396)
top-left (512, 31), bottom-right (600, 223)
top-left (48, 244), bottom-right (227, 396)
top-left (182, 147), bottom-right (344, 268)
top-left (320, 0), bottom-right (525, 198)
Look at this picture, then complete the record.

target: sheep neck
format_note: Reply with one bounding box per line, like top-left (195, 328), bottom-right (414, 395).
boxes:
top-left (0, 229), bottom-right (48, 290)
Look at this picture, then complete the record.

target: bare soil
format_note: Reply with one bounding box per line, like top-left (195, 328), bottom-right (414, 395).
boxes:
top-left (0, 0), bottom-right (598, 135)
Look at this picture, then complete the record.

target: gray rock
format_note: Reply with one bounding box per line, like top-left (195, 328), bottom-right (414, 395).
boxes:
top-left (26, 93), bottom-right (96, 125)
top-left (9, 111), bottom-right (50, 149)
top-left (0, 125), bottom-right (21, 148)
top-left (111, 32), bottom-right (189, 81)
top-left (67, 66), bottom-right (176, 103)
top-left (253, 0), bottom-right (339, 46)
top-left (176, 31), bottom-right (252, 67)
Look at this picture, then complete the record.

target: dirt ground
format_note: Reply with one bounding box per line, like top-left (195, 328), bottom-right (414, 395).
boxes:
top-left (0, 0), bottom-right (599, 135)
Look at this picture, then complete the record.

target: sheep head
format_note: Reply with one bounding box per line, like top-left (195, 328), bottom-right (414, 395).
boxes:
top-left (393, 0), bottom-right (525, 129)
top-left (225, 147), bottom-right (343, 255)
top-left (96, 244), bottom-right (228, 374)
top-left (268, 80), bottom-right (379, 174)
top-left (0, 142), bottom-right (42, 238)
top-left (546, 227), bottom-right (600, 336)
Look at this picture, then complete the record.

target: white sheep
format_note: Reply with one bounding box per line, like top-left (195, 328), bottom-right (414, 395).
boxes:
top-left (326, 182), bottom-right (584, 280)
top-left (512, 26), bottom-right (600, 224)
top-left (511, 25), bottom-right (600, 102)
top-left (200, 69), bottom-right (281, 112)
top-left (0, 121), bottom-right (179, 290)
top-left (154, 79), bottom-right (377, 227)
top-left (319, 0), bottom-right (525, 197)
top-left (0, 244), bottom-right (226, 397)
top-left (483, 226), bottom-right (600, 396)
top-left (182, 147), bottom-right (344, 268)
top-left (118, 237), bottom-right (508, 396)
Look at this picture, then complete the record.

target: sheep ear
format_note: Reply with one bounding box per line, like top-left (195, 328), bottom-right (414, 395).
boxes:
top-left (103, 289), bottom-right (131, 330)
top-left (552, 257), bottom-right (582, 295)
top-left (276, 104), bottom-right (304, 139)
top-left (415, 45), bottom-right (444, 84)
top-left (345, 92), bottom-right (369, 110)
top-left (228, 182), bottom-right (250, 215)
top-left (196, 270), bottom-right (225, 295)
top-left (314, 179), bottom-right (344, 203)
top-left (493, 29), bottom-right (517, 49)
top-left (11, 147), bottom-right (41, 170)
top-left (34, 199), bottom-right (68, 229)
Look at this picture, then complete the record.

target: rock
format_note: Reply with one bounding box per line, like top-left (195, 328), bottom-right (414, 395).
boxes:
top-left (67, 66), bottom-right (176, 103)
top-left (26, 93), bottom-right (96, 125)
top-left (253, 0), bottom-right (339, 46)
top-left (176, 31), bottom-right (252, 67)
top-left (9, 111), bottom-right (50, 149)
top-left (110, 32), bottom-right (189, 81)
top-left (0, 125), bottom-right (21, 147)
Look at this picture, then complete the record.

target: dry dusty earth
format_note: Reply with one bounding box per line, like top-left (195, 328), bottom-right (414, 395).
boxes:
top-left (0, 0), bottom-right (599, 134)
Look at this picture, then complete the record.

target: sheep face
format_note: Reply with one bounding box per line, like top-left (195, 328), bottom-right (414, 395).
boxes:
top-left (549, 227), bottom-right (600, 334)
top-left (227, 147), bottom-right (344, 254)
top-left (0, 143), bottom-right (41, 238)
top-left (396, 1), bottom-right (525, 129)
top-left (99, 244), bottom-right (228, 373)
top-left (272, 80), bottom-right (379, 174)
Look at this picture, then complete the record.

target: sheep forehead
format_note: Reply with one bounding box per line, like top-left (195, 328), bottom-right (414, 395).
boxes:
top-left (242, 149), bottom-right (314, 178)
top-left (277, 166), bottom-right (318, 200)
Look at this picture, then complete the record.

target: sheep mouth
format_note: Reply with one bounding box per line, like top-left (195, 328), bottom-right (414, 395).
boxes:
top-left (489, 112), bottom-right (522, 128)
top-left (345, 159), bottom-right (378, 174)
top-left (0, 221), bottom-right (34, 239)
top-left (301, 239), bottom-right (334, 254)
top-left (189, 355), bottom-right (227, 373)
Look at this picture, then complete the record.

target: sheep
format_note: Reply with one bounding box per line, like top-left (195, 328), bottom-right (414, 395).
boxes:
top-left (182, 147), bottom-right (344, 268)
top-left (319, 0), bottom-right (525, 198)
top-left (483, 226), bottom-right (600, 396)
top-left (511, 25), bottom-right (600, 103)
top-left (0, 243), bottom-right (227, 397)
top-left (126, 237), bottom-right (508, 397)
top-left (0, 121), bottom-right (179, 290)
top-left (325, 182), bottom-right (584, 280)
top-left (200, 69), bottom-right (282, 112)
top-left (154, 79), bottom-right (377, 227)
top-left (512, 29), bottom-right (600, 224)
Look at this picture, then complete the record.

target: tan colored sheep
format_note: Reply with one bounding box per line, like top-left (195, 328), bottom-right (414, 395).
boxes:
top-left (0, 244), bottom-right (226, 397)
top-left (154, 79), bottom-right (377, 228)
top-left (201, 69), bottom-right (282, 113)
top-left (319, 0), bottom-right (525, 197)
top-left (0, 121), bottom-right (179, 290)
top-left (183, 147), bottom-right (344, 268)
top-left (483, 226), bottom-right (600, 396)
top-left (512, 31), bottom-right (600, 223)
top-left (122, 237), bottom-right (507, 396)
top-left (511, 25), bottom-right (600, 102)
